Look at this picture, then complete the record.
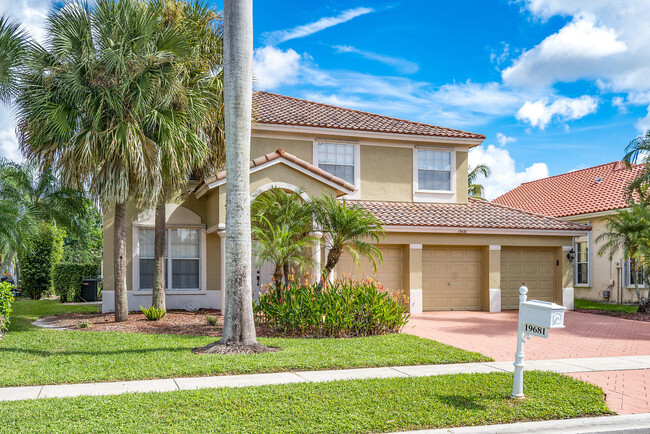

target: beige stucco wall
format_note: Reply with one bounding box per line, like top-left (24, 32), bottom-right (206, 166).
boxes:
top-left (570, 215), bottom-right (649, 303)
top-left (456, 151), bottom-right (469, 204)
top-left (360, 145), bottom-right (413, 201)
top-left (251, 137), bottom-right (312, 162)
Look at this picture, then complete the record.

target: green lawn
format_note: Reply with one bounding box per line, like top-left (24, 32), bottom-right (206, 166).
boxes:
top-left (574, 298), bottom-right (638, 313)
top-left (0, 299), bottom-right (490, 387)
top-left (0, 372), bottom-right (612, 433)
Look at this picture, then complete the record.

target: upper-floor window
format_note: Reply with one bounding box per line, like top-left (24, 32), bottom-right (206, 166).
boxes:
top-left (417, 149), bottom-right (451, 191)
top-left (318, 142), bottom-right (355, 185)
top-left (574, 240), bottom-right (589, 285)
top-left (138, 227), bottom-right (201, 290)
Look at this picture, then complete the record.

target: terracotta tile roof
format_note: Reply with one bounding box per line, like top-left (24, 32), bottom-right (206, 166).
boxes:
top-left (253, 91), bottom-right (486, 140)
top-left (202, 148), bottom-right (355, 191)
top-left (355, 199), bottom-right (590, 232)
top-left (492, 161), bottom-right (645, 218)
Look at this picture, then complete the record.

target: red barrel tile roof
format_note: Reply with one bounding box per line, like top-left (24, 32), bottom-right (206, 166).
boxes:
top-left (355, 199), bottom-right (589, 232)
top-left (493, 161), bottom-right (644, 218)
top-left (253, 91), bottom-right (486, 140)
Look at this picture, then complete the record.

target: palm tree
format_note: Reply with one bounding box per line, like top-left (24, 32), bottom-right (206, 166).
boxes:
top-left (251, 189), bottom-right (315, 288)
top-left (596, 205), bottom-right (650, 309)
top-left (468, 164), bottom-right (491, 199)
top-left (311, 193), bottom-right (385, 287)
top-left (16, 0), bottom-right (189, 321)
top-left (147, 1), bottom-right (225, 311)
top-left (0, 15), bottom-right (26, 103)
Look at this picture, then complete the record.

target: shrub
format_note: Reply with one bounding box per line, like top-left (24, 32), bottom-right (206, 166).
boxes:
top-left (0, 281), bottom-right (15, 334)
top-left (254, 279), bottom-right (410, 337)
top-left (53, 263), bottom-right (99, 302)
top-left (205, 314), bottom-right (218, 326)
top-left (141, 306), bottom-right (166, 321)
top-left (77, 319), bottom-right (92, 329)
top-left (18, 223), bottom-right (64, 299)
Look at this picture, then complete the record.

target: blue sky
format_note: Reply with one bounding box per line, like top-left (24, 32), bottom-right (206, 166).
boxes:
top-left (2, 0), bottom-right (650, 198)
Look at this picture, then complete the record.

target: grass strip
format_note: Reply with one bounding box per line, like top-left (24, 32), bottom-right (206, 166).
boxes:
top-left (574, 298), bottom-right (638, 313)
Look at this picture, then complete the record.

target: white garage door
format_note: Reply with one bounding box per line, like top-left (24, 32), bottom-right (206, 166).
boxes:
top-left (422, 247), bottom-right (482, 311)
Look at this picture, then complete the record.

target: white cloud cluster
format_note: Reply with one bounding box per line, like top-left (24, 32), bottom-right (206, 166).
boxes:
top-left (469, 144), bottom-right (549, 200)
top-left (262, 7), bottom-right (374, 45)
top-left (496, 133), bottom-right (516, 146)
top-left (253, 46), bottom-right (302, 90)
top-left (516, 95), bottom-right (598, 129)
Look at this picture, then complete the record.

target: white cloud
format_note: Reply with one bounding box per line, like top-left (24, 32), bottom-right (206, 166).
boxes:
top-left (516, 95), bottom-right (599, 129)
top-left (635, 106), bottom-right (650, 133)
top-left (333, 45), bottom-right (419, 74)
top-left (253, 46), bottom-right (302, 90)
top-left (469, 144), bottom-right (549, 200)
top-left (0, 107), bottom-right (22, 162)
top-left (496, 133), bottom-right (516, 146)
top-left (262, 7), bottom-right (374, 45)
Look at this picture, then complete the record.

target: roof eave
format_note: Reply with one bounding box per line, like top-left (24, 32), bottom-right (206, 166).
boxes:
top-left (381, 225), bottom-right (590, 237)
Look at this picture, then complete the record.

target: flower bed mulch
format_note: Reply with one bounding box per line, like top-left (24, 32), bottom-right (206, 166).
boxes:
top-left (34, 310), bottom-right (280, 337)
top-left (574, 308), bottom-right (650, 322)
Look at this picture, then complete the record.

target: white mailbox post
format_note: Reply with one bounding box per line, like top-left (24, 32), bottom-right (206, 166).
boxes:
top-left (511, 286), bottom-right (566, 398)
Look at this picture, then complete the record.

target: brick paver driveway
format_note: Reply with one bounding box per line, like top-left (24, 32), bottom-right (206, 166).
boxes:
top-left (405, 310), bottom-right (650, 414)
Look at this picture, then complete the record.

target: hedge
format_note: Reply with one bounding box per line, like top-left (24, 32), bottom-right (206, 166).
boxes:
top-left (53, 263), bottom-right (99, 302)
top-left (18, 223), bottom-right (64, 300)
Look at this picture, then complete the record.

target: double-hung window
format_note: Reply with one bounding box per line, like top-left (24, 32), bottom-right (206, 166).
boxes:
top-left (628, 258), bottom-right (645, 287)
top-left (574, 240), bottom-right (589, 285)
top-left (318, 142), bottom-right (355, 185)
top-left (138, 228), bottom-right (201, 291)
top-left (417, 149), bottom-right (452, 191)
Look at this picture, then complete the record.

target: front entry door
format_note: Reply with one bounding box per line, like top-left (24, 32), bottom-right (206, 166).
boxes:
top-left (251, 255), bottom-right (275, 302)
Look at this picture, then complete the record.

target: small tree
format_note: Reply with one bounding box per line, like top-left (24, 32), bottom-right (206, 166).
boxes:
top-left (18, 223), bottom-right (64, 299)
top-left (311, 193), bottom-right (385, 287)
top-left (468, 164), bottom-right (491, 199)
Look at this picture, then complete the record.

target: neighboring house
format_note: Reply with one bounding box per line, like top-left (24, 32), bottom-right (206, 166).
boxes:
top-left (101, 92), bottom-right (588, 314)
top-left (493, 161), bottom-right (647, 304)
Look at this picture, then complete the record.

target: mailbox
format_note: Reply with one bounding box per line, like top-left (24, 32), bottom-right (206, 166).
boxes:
top-left (519, 300), bottom-right (566, 329)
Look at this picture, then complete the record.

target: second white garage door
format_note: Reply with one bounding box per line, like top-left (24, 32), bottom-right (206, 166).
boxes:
top-left (501, 247), bottom-right (555, 309)
top-left (336, 246), bottom-right (403, 296)
top-left (422, 247), bottom-right (482, 311)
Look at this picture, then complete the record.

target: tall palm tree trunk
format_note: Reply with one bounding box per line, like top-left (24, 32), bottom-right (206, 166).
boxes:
top-left (220, 0), bottom-right (257, 346)
top-left (113, 202), bottom-right (128, 322)
top-left (152, 199), bottom-right (166, 310)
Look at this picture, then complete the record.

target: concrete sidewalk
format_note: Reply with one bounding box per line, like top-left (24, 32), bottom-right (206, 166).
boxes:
top-left (406, 413), bottom-right (650, 433)
top-left (2, 355), bottom-right (649, 402)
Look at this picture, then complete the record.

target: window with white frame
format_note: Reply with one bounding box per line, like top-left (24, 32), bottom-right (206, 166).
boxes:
top-left (574, 240), bottom-right (589, 285)
top-left (318, 142), bottom-right (355, 185)
top-left (628, 258), bottom-right (645, 287)
top-left (417, 149), bottom-right (452, 191)
top-left (138, 228), bottom-right (201, 290)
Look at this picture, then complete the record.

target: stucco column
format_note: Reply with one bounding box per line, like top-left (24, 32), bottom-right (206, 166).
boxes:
top-left (488, 245), bottom-right (501, 312)
top-left (407, 244), bottom-right (423, 314)
top-left (218, 230), bottom-right (226, 312)
top-left (561, 246), bottom-right (574, 310)
top-left (312, 231), bottom-right (322, 283)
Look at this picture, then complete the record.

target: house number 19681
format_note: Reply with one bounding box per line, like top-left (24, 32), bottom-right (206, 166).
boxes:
top-left (523, 322), bottom-right (548, 338)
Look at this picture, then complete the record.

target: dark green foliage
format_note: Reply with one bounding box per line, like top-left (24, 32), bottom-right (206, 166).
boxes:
top-left (17, 224), bottom-right (63, 299)
top-left (53, 263), bottom-right (99, 302)
top-left (141, 306), bottom-right (166, 321)
top-left (255, 279), bottom-right (410, 337)
top-left (62, 203), bottom-right (103, 265)
top-left (0, 281), bottom-right (14, 332)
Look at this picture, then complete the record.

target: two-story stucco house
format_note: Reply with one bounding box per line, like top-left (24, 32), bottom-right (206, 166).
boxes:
top-left (494, 161), bottom-right (647, 304)
top-left (101, 92), bottom-right (589, 314)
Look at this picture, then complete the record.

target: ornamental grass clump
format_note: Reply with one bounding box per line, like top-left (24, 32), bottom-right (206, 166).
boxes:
top-left (141, 306), bottom-right (166, 321)
top-left (254, 278), bottom-right (409, 337)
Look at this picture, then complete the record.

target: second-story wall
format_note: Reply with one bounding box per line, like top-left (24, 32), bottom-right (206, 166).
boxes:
top-left (251, 131), bottom-right (472, 204)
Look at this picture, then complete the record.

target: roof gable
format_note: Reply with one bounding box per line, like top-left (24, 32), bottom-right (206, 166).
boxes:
top-left (493, 161), bottom-right (645, 218)
top-left (253, 91), bottom-right (485, 141)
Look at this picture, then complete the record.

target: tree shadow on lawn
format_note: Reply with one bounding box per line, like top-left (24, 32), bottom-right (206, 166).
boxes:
top-left (0, 344), bottom-right (207, 358)
top-left (436, 394), bottom-right (489, 411)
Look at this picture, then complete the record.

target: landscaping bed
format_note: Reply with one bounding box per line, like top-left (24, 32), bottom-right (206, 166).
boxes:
top-left (0, 372), bottom-right (612, 433)
top-left (574, 299), bottom-right (649, 322)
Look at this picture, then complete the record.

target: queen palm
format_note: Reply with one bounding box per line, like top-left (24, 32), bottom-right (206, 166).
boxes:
top-left (16, 0), bottom-right (190, 321)
top-left (468, 164), bottom-right (491, 199)
top-left (0, 15), bottom-right (26, 102)
top-left (596, 205), bottom-right (650, 309)
top-left (311, 193), bottom-right (385, 287)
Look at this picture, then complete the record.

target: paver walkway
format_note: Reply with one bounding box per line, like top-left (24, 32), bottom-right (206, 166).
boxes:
top-left (405, 310), bottom-right (650, 415)
top-left (2, 355), bottom-right (649, 402)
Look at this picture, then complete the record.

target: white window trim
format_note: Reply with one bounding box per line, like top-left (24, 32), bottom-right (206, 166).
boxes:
top-left (313, 140), bottom-right (360, 200)
top-left (132, 225), bottom-right (207, 293)
top-left (573, 229), bottom-right (593, 288)
top-left (413, 147), bottom-right (456, 203)
top-left (626, 258), bottom-right (646, 289)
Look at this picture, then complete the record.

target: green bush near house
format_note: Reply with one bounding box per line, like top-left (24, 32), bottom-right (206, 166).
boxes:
top-left (17, 223), bottom-right (64, 299)
top-left (255, 279), bottom-right (409, 337)
top-left (0, 281), bottom-right (15, 333)
top-left (141, 306), bottom-right (166, 321)
top-left (53, 263), bottom-right (99, 302)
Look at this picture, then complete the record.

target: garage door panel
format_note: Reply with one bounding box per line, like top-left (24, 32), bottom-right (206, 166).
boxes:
top-left (336, 246), bottom-right (403, 295)
top-left (422, 247), bottom-right (482, 311)
top-left (501, 247), bottom-right (554, 310)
